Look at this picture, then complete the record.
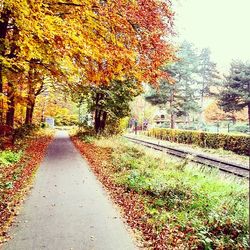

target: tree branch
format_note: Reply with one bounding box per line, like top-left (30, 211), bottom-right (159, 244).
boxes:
top-left (44, 2), bottom-right (85, 7)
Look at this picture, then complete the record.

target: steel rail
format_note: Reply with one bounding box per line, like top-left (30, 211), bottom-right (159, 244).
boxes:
top-left (124, 136), bottom-right (249, 178)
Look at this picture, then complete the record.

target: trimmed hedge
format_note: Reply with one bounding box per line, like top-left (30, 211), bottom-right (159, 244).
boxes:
top-left (145, 128), bottom-right (250, 156)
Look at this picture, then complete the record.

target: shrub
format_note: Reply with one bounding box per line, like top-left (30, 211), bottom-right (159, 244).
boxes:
top-left (232, 124), bottom-right (249, 133)
top-left (13, 124), bottom-right (39, 140)
top-left (0, 150), bottom-right (22, 166)
top-left (41, 122), bottom-right (47, 128)
top-left (146, 128), bottom-right (250, 156)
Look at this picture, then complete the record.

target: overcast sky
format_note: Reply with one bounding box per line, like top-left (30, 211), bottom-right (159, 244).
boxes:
top-left (173, 0), bottom-right (250, 73)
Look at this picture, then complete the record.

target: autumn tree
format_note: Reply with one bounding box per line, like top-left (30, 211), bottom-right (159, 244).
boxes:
top-left (0, 0), bottom-right (64, 127)
top-left (1, 0), bottom-right (175, 133)
top-left (76, 79), bottom-right (141, 134)
top-left (33, 86), bottom-right (78, 126)
top-left (67, 0), bottom-right (175, 133)
top-left (205, 101), bottom-right (248, 124)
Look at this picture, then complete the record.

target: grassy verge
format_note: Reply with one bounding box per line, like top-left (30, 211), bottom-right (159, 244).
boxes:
top-left (72, 133), bottom-right (249, 249)
top-left (0, 128), bottom-right (54, 244)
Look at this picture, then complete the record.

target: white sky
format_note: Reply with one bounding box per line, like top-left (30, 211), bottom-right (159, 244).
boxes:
top-left (173, 0), bottom-right (250, 73)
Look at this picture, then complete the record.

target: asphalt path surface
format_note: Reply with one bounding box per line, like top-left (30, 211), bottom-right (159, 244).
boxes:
top-left (3, 131), bottom-right (137, 250)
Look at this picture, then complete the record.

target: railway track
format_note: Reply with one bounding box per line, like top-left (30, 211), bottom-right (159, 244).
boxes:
top-left (124, 136), bottom-right (249, 178)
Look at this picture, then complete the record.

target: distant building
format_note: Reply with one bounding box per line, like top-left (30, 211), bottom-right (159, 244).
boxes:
top-left (45, 117), bottom-right (55, 128)
top-left (153, 109), bottom-right (168, 127)
top-left (152, 109), bottom-right (182, 129)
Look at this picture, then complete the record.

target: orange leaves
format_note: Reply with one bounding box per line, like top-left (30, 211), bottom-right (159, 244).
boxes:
top-left (0, 134), bottom-right (53, 243)
top-left (124, 0), bottom-right (176, 84)
top-left (71, 136), bottom-right (186, 249)
top-left (62, 0), bottom-right (176, 86)
top-left (0, 0), bottom-right (176, 128)
top-left (2, 0), bottom-right (175, 87)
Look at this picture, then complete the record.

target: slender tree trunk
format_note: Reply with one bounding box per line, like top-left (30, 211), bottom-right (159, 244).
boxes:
top-left (248, 81), bottom-right (250, 132)
top-left (0, 11), bottom-right (9, 92)
top-left (0, 64), bottom-right (4, 124)
top-left (30, 102), bottom-right (35, 123)
top-left (185, 114), bottom-right (189, 128)
top-left (248, 103), bottom-right (250, 133)
top-left (199, 81), bottom-right (205, 129)
top-left (6, 83), bottom-right (15, 127)
top-left (6, 101), bottom-right (15, 127)
top-left (100, 111), bottom-right (107, 131)
top-left (41, 103), bottom-right (46, 123)
top-left (94, 93), bottom-right (106, 134)
top-left (94, 93), bottom-right (100, 133)
top-left (170, 112), bottom-right (175, 129)
top-left (0, 65), bottom-right (3, 96)
top-left (0, 11), bottom-right (10, 125)
top-left (169, 89), bottom-right (175, 129)
top-left (25, 62), bottom-right (37, 125)
top-left (94, 110), bottom-right (101, 134)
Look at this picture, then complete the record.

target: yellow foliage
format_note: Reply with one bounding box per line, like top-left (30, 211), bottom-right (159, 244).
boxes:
top-left (0, 0), bottom-right (175, 126)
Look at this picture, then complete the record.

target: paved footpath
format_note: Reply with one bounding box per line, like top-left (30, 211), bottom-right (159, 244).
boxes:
top-left (3, 131), bottom-right (137, 250)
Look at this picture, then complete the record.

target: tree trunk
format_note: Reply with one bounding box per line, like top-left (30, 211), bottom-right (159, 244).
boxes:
top-left (100, 111), bottom-right (107, 132)
top-left (25, 63), bottom-right (37, 125)
top-left (0, 11), bottom-right (9, 92)
top-left (185, 114), bottom-right (189, 128)
top-left (94, 93), bottom-right (106, 134)
top-left (41, 104), bottom-right (45, 123)
top-left (170, 112), bottom-right (175, 129)
top-left (6, 101), bottom-right (14, 127)
top-left (169, 89), bottom-right (175, 129)
top-left (25, 107), bottom-right (31, 125)
top-left (248, 103), bottom-right (250, 133)
top-left (199, 81), bottom-right (205, 129)
top-left (94, 93), bottom-right (100, 133)
top-left (6, 83), bottom-right (15, 127)
top-left (0, 11), bottom-right (10, 124)
top-left (0, 62), bottom-right (4, 124)
top-left (25, 101), bottom-right (35, 125)
top-left (94, 110), bottom-right (101, 134)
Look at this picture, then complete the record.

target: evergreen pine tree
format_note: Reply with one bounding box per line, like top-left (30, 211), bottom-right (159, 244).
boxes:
top-left (219, 61), bottom-right (250, 130)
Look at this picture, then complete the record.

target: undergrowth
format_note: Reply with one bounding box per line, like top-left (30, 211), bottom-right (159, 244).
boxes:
top-left (0, 127), bottom-right (54, 244)
top-left (0, 151), bottom-right (22, 166)
top-left (92, 136), bottom-right (249, 249)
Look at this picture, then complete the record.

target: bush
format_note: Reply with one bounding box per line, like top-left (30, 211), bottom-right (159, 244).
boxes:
top-left (103, 118), bottom-right (125, 135)
top-left (41, 122), bottom-right (47, 128)
top-left (55, 114), bottom-right (78, 126)
top-left (146, 128), bottom-right (250, 156)
top-left (0, 150), bottom-right (22, 166)
top-left (232, 124), bottom-right (249, 133)
top-left (13, 124), bottom-right (39, 140)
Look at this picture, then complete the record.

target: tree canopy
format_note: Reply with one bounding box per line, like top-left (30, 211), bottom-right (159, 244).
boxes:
top-left (145, 41), bottom-right (218, 129)
top-left (0, 0), bottom-right (176, 130)
top-left (219, 61), bottom-right (250, 127)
